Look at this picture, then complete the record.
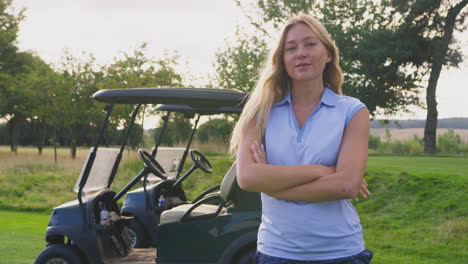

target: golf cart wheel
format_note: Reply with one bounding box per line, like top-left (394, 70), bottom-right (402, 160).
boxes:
top-left (35, 244), bottom-right (84, 264)
top-left (233, 247), bottom-right (256, 264)
top-left (128, 220), bottom-right (148, 248)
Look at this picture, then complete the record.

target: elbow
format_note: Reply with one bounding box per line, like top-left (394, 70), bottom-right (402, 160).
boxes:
top-left (337, 173), bottom-right (362, 199)
top-left (236, 167), bottom-right (258, 192)
top-left (340, 185), bottom-right (360, 199)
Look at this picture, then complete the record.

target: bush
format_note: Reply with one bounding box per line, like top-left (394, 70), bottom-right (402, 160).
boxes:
top-left (376, 135), bottom-right (424, 154)
top-left (437, 129), bottom-right (463, 154)
top-left (368, 134), bottom-right (381, 150)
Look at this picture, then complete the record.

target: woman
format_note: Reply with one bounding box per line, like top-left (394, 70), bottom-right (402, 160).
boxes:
top-left (230, 14), bottom-right (373, 264)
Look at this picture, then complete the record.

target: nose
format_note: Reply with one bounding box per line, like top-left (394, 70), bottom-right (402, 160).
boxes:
top-left (296, 45), bottom-right (306, 58)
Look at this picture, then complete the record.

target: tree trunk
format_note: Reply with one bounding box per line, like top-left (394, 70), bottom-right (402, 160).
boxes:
top-left (71, 139), bottom-right (77, 160)
top-left (8, 117), bottom-right (18, 154)
top-left (424, 0), bottom-right (468, 153)
top-left (54, 123), bottom-right (58, 164)
top-left (424, 63), bottom-right (440, 154)
top-left (34, 119), bottom-right (46, 155)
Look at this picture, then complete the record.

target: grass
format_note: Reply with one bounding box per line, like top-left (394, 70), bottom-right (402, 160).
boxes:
top-left (357, 156), bottom-right (468, 263)
top-left (0, 147), bottom-right (467, 263)
top-left (0, 210), bottom-right (50, 264)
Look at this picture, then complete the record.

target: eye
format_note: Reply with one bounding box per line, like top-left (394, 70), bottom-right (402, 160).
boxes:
top-left (285, 46), bottom-right (296, 51)
top-left (305, 42), bottom-right (316, 47)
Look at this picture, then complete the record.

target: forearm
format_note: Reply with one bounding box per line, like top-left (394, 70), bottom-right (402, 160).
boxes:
top-left (266, 170), bottom-right (363, 202)
top-left (237, 161), bottom-right (334, 193)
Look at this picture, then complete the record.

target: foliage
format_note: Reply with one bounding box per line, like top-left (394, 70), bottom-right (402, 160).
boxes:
top-left (370, 130), bottom-right (468, 155)
top-left (368, 134), bottom-right (381, 150)
top-left (0, 0), bottom-right (25, 75)
top-left (152, 113), bottom-right (192, 147)
top-left (0, 40), bottom-right (185, 157)
top-left (377, 135), bottom-right (425, 154)
top-left (212, 29), bottom-right (268, 92)
top-left (437, 129), bottom-right (465, 154)
top-left (196, 117), bottom-right (235, 145)
top-left (233, 0), bottom-right (424, 115)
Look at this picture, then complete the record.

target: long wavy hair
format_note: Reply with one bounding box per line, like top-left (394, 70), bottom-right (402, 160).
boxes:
top-left (229, 14), bottom-right (344, 155)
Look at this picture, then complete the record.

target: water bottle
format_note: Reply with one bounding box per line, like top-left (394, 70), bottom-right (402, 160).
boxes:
top-left (100, 204), bottom-right (109, 225)
top-left (158, 195), bottom-right (166, 208)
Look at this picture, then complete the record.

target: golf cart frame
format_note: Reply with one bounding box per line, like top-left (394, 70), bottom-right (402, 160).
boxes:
top-left (35, 88), bottom-right (261, 264)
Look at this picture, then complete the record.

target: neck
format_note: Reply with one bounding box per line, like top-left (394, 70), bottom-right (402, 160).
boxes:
top-left (290, 79), bottom-right (325, 106)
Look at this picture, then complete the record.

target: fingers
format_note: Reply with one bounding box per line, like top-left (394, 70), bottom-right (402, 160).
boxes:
top-left (251, 140), bottom-right (267, 164)
top-left (353, 180), bottom-right (371, 202)
top-left (250, 143), bottom-right (261, 163)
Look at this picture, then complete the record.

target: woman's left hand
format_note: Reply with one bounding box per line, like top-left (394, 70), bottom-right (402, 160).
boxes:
top-left (251, 140), bottom-right (267, 164)
top-left (353, 179), bottom-right (370, 202)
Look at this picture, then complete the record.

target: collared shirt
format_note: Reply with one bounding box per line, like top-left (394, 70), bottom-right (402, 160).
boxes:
top-left (258, 87), bottom-right (367, 261)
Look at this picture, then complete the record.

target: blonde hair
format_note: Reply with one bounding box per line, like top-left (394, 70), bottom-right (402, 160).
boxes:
top-left (229, 14), bottom-right (344, 155)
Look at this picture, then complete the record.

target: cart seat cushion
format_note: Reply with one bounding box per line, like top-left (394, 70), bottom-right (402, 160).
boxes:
top-left (160, 204), bottom-right (225, 224)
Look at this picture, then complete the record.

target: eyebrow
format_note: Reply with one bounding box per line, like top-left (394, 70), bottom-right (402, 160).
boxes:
top-left (285, 36), bottom-right (317, 44)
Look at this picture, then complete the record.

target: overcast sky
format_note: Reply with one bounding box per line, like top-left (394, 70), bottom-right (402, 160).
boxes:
top-left (10, 0), bottom-right (468, 122)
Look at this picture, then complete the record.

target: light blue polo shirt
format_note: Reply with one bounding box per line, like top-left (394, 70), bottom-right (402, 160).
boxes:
top-left (258, 87), bottom-right (367, 261)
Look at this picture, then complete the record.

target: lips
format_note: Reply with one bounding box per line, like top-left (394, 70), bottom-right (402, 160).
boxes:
top-left (295, 63), bottom-right (311, 68)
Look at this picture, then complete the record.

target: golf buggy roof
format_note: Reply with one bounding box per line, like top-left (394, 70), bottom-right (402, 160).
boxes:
top-left (155, 104), bottom-right (242, 114)
top-left (93, 87), bottom-right (247, 107)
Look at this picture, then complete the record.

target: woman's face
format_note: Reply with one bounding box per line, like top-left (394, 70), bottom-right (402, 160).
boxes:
top-left (283, 23), bottom-right (331, 83)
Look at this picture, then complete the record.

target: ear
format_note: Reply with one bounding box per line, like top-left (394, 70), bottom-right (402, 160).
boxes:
top-left (326, 51), bottom-right (332, 63)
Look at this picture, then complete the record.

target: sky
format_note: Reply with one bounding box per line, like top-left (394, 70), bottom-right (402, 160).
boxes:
top-left (10, 0), bottom-right (468, 125)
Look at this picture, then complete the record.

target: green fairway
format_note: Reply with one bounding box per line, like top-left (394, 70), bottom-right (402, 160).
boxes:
top-left (0, 210), bottom-right (50, 264)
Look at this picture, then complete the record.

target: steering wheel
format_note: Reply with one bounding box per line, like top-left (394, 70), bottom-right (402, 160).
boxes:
top-left (138, 149), bottom-right (167, 180)
top-left (189, 150), bottom-right (213, 173)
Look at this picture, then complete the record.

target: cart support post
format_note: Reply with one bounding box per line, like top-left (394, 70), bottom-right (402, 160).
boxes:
top-left (78, 104), bottom-right (114, 230)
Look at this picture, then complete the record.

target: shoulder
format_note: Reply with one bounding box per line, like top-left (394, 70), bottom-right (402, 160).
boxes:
top-left (335, 94), bottom-right (365, 108)
top-left (333, 94), bottom-right (367, 126)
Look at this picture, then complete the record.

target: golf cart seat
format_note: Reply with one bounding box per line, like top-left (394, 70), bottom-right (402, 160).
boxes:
top-left (159, 162), bottom-right (237, 224)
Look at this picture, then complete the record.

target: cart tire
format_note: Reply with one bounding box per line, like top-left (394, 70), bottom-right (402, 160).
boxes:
top-left (234, 248), bottom-right (255, 264)
top-left (128, 220), bottom-right (148, 248)
top-left (35, 244), bottom-right (84, 264)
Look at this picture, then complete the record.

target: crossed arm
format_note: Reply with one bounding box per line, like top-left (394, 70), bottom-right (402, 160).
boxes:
top-left (236, 108), bottom-right (370, 202)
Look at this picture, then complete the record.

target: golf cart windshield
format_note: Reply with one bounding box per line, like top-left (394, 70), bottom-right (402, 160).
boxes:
top-left (74, 148), bottom-right (121, 193)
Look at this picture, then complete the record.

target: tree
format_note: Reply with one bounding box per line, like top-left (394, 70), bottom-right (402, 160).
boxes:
top-left (99, 43), bottom-right (185, 149)
top-left (233, 0), bottom-right (424, 115)
top-left (0, 0), bottom-right (24, 74)
top-left (12, 55), bottom-right (59, 155)
top-left (57, 51), bottom-right (104, 159)
top-left (233, 0), bottom-right (468, 153)
top-left (392, 0), bottom-right (468, 153)
top-left (213, 29), bottom-right (268, 92)
top-left (0, 0), bottom-right (27, 153)
top-left (197, 117), bottom-right (235, 151)
top-left (152, 113), bottom-right (192, 147)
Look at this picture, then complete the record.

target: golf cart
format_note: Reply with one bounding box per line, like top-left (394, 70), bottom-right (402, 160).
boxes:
top-left (34, 88), bottom-right (261, 264)
top-left (120, 103), bottom-right (258, 249)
